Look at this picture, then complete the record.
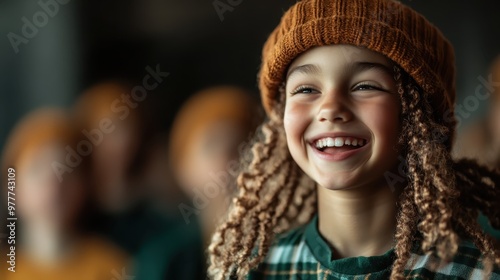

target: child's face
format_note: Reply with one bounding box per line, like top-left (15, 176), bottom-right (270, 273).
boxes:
top-left (17, 143), bottom-right (85, 228)
top-left (178, 120), bottom-right (243, 195)
top-left (284, 45), bottom-right (401, 190)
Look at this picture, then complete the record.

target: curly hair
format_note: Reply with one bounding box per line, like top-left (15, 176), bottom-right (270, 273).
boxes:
top-left (207, 66), bottom-right (500, 279)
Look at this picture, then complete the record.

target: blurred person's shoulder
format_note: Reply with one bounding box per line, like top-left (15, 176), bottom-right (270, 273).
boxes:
top-left (0, 237), bottom-right (131, 280)
top-left (79, 236), bottom-right (131, 275)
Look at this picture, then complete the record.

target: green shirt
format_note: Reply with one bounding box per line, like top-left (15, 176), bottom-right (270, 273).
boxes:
top-left (248, 216), bottom-right (500, 279)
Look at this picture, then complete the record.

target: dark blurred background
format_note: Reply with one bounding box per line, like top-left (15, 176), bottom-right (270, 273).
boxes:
top-left (1, 0), bottom-right (500, 149)
top-left (1, 1), bottom-right (500, 279)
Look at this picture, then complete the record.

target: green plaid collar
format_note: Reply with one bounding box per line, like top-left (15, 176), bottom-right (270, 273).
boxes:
top-left (304, 215), bottom-right (395, 275)
top-left (248, 215), bottom-right (500, 279)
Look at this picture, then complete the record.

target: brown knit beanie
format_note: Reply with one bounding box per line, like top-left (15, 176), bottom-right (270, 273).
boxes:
top-left (259, 0), bottom-right (456, 126)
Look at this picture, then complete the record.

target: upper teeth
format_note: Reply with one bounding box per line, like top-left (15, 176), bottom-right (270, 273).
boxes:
top-left (315, 137), bottom-right (365, 148)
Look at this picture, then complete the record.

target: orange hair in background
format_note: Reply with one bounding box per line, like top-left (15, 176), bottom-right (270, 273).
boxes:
top-left (168, 86), bottom-right (262, 176)
top-left (2, 108), bottom-right (78, 174)
top-left (73, 81), bottom-right (138, 129)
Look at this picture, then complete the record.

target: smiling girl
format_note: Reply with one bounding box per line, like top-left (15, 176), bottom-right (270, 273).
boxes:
top-left (207, 0), bottom-right (500, 279)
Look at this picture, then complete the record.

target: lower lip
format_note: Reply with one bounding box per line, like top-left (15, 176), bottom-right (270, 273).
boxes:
top-left (310, 143), bottom-right (369, 161)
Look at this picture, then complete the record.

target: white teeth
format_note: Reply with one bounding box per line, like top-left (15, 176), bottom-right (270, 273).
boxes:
top-left (316, 138), bottom-right (325, 148)
top-left (314, 137), bottom-right (366, 149)
top-left (326, 138), bottom-right (334, 147)
top-left (334, 138), bottom-right (344, 147)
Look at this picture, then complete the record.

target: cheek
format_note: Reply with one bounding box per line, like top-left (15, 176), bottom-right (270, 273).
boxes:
top-left (360, 100), bottom-right (400, 148)
top-left (284, 101), bottom-right (310, 140)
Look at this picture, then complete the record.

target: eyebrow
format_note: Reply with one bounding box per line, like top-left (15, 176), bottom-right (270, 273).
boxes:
top-left (286, 64), bottom-right (321, 80)
top-left (348, 62), bottom-right (394, 77)
top-left (286, 61), bottom-right (394, 80)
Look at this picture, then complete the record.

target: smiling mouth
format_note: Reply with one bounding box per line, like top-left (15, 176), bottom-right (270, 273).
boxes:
top-left (313, 136), bottom-right (367, 154)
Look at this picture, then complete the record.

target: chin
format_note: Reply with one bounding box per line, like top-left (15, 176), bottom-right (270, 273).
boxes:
top-left (319, 183), bottom-right (357, 191)
top-left (313, 176), bottom-right (357, 191)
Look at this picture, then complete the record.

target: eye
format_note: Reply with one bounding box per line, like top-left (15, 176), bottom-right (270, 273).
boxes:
top-left (353, 82), bottom-right (384, 91)
top-left (290, 85), bottom-right (318, 95)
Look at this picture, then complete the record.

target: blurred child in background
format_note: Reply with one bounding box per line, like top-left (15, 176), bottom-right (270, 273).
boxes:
top-left (1, 108), bottom-right (129, 280)
top-left (454, 55), bottom-right (500, 241)
top-left (169, 86), bottom-right (262, 244)
top-left (134, 86), bottom-right (262, 279)
top-left (73, 81), bottom-right (173, 255)
top-left (74, 82), bottom-right (144, 214)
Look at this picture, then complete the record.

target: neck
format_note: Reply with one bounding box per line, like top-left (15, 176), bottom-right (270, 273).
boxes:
top-left (21, 221), bottom-right (75, 263)
top-left (317, 182), bottom-right (398, 259)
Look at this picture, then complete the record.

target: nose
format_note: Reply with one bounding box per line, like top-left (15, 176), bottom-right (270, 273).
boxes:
top-left (316, 91), bottom-right (353, 123)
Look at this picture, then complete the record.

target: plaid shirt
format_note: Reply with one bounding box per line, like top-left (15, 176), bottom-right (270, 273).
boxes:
top-left (248, 216), bottom-right (500, 279)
